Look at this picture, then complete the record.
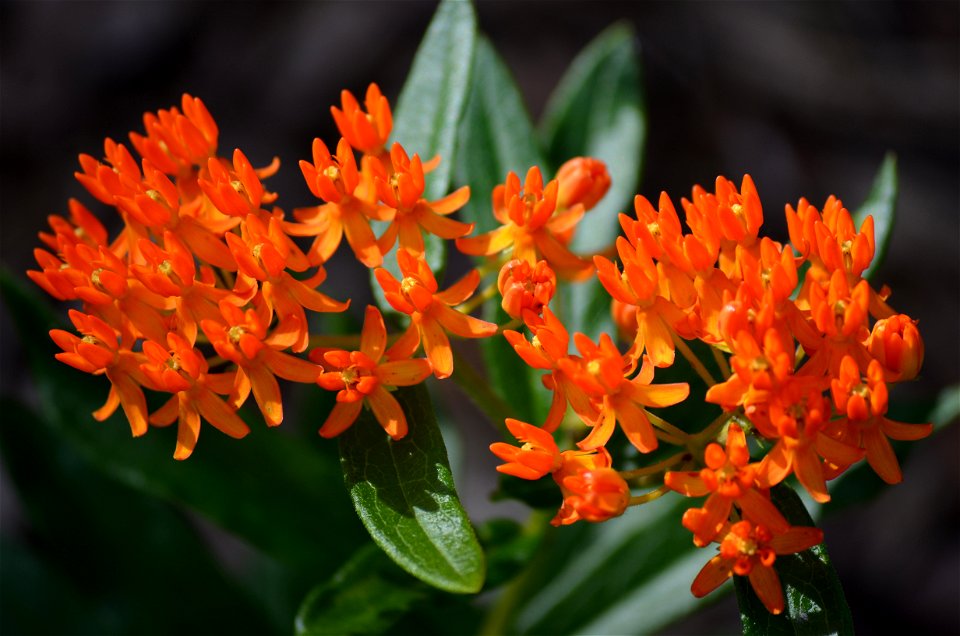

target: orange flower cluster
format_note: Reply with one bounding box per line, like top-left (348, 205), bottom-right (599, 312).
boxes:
top-left (487, 172), bottom-right (929, 613)
top-left (31, 85), bottom-right (498, 457)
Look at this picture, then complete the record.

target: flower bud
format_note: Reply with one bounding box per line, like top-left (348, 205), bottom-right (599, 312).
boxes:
top-left (555, 157), bottom-right (611, 211)
top-left (497, 259), bottom-right (556, 324)
top-left (868, 314), bottom-right (923, 381)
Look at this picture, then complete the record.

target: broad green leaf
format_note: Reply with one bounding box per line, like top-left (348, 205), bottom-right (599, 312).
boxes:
top-left (499, 495), bottom-right (709, 635)
top-left (0, 397), bottom-right (278, 634)
top-left (0, 269), bottom-right (364, 575)
top-left (853, 152), bottom-right (897, 282)
top-left (391, 0), bottom-right (477, 201)
top-left (338, 383), bottom-right (485, 594)
top-left (455, 36), bottom-right (544, 233)
top-left (736, 484), bottom-right (854, 636)
top-left (295, 544), bottom-right (428, 636)
top-left (538, 23), bottom-right (645, 340)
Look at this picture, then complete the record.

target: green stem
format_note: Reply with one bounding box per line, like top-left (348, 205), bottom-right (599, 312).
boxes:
top-left (458, 279), bottom-right (499, 315)
top-left (618, 450), bottom-right (689, 480)
top-left (711, 345), bottom-right (731, 380)
top-left (646, 410), bottom-right (692, 442)
top-left (692, 410), bottom-right (736, 445)
top-left (628, 484), bottom-right (670, 506)
top-left (672, 332), bottom-right (717, 386)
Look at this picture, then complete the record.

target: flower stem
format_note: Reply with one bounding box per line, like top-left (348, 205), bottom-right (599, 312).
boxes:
top-left (672, 332), bottom-right (717, 386)
top-left (711, 345), bottom-right (731, 379)
top-left (692, 410), bottom-right (735, 445)
top-left (619, 451), bottom-right (689, 480)
top-left (457, 280), bottom-right (499, 315)
top-left (628, 484), bottom-right (670, 507)
top-left (646, 410), bottom-right (692, 442)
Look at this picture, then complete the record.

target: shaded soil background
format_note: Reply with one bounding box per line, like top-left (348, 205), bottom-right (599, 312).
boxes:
top-left (1, 1), bottom-right (957, 634)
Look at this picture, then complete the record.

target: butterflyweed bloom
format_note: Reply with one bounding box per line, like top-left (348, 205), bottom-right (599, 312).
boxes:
top-left (490, 418), bottom-right (562, 480)
top-left (129, 93), bottom-right (219, 176)
top-left (867, 314), bottom-right (924, 382)
top-left (558, 333), bottom-right (689, 453)
top-left (503, 307), bottom-right (596, 433)
top-left (375, 250), bottom-right (497, 379)
top-left (681, 174), bottom-right (763, 280)
top-left (200, 301), bottom-right (322, 427)
top-left (802, 268), bottom-right (872, 377)
top-left (456, 166), bottom-right (594, 281)
top-left (226, 213), bottom-right (349, 352)
top-left (497, 258), bottom-right (556, 326)
top-left (373, 143), bottom-right (473, 257)
top-left (691, 520), bottom-right (823, 615)
top-left (490, 420), bottom-right (629, 526)
top-left (289, 137), bottom-right (388, 267)
top-left (665, 423), bottom-right (788, 546)
top-left (828, 356), bottom-right (932, 484)
top-left (49, 310), bottom-right (151, 437)
top-left (551, 448), bottom-right (630, 526)
top-left (140, 332), bottom-right (249, 460)
top-left (330, 83), bottom-right (392, 158)
top-left (198, 148), bottom-right (278, 219)
top-left (594, 238), bottom-right (691, 367)
top-left (555, 157), bottom-right (611, 213)
top-left (313, 306), bottom-right (432, 439)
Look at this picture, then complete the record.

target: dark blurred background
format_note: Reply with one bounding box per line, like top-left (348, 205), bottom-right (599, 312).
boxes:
top-left (1, 1), bottom-right (957, 634)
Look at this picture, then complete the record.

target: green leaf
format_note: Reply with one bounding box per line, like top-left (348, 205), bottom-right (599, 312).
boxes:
top-left (338, 383), bottom-right (485, 594)
top-left (391, 0), bottom-right (477, 201)
top-left (295, 544), bottom-right (429, 636)
top-left (502, 495), bottom-right (710, 635)
top-left (0, 396), bottom-right (279, 634)
top-left (736, 484), bottom-right (854, 636)
top-left (540, 22), bottom-right (645, 255)
top-left (538, 23), bottom-right (646, 340)
top-left (455, 35), bottom-right (545, 233)
top-left (0, 269), bottom-right (364, 576)
top-left (853, 152), bottom-right (897, 282)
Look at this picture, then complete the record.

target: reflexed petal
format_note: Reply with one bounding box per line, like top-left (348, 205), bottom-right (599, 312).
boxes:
top-left (435, 269), bottom-right (480, 306)
top-left (377, 359), bottom-right (432, 387)
top-left (368, 386), bottom-right (408, 439)
top-left (196, 388), bottom-right (251, 439)
top-left (360, 305), bottom-right (387, 362)
top-left (624, 380), bottom-right (689, 408)
top-left (431, 185), bottom-right (470, 215)
top-left (455, 226), bottom-right (513, 257)
top-left (173, 398), bottom-right (201, 460)
top-left (421, 318), bottom-right (453, 378)
top-left (757, 441), bottom-right (792, 488)
top-left (748, 565), bottom-right (784, 615)
top-left (691, 555), bottom-right (733, 598)
top-left (385, 322), bottom-right (421, 362)
top-left (247, 364), bottom-right (283, 426)
top-left (880, 417), bottom-right (933, 441)
top-left (769, 526), bottom-right (823, 555)
top-left (319, 400), bottom-right (363, 438)
top-left (262, 348), bottom-right (321, 383)
top-left (793, 446), bottom-right (830, 503)
top-left (863, 426), bottom-right (902, 484)
top-left (664, 471), bottom-right (710, 497)
top-left (738, 488), bottom-right (789, 533)
top-left (615, 399), bottom-right (658, 453)
top-left (432, 303), bottom-right (497, 339)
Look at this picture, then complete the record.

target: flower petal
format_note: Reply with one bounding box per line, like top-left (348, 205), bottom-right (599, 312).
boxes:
top-left (319, 400), bottom-right (363, 438)
top-left (367, 386), bottom-right (407, 439)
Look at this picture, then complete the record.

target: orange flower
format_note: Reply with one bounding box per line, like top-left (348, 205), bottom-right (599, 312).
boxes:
top-left (198, 149), bottom-right (278, 218)
top-left (497, 258), bottom-right (556, 326)
top-left (828, 356), bottom-right (932, 484)
top-left (555, 157), bottom-right (611, 213)
top-left (691, 520), bottom-right (823, 615)
top-left (330, 83), bottom-right (393, 157)
top-left (200, 301), bottom-right (321, 426)
top-left (373, 143), bottom-right (473, 256)
top-left (867, 314), bottom-right (923, 382)
top-left (374, 250), bottom-right (496, 378)
top-left (49, 310), bottom-right (151, 437)
top-left (551, 448), bottom-right (630, 526)
top-left (226, 214), bottom-right (349, 352)
top-left (140, 332), bottom-right (249, 460)
top-left (288, 137), bottom-right (389, 267)
top-left (559, 333), bottom-right (689, 453)
top-left (489, 418), bottom-right (562, 480)
top-left (665, 423), bottom-right (788, 546)
top-left (129, 93), bottom-right (219, 176)
top-left (313, 306), bottom-right (432, 439)
top-left (456, 166), bottom-right (593, 281)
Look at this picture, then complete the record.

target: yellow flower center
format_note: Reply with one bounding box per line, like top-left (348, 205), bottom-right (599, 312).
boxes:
top-left (228, 325), bottom-right (247, 344)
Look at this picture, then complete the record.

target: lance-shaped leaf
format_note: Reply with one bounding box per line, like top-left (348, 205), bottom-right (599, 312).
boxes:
top-left (373, 0), bottom-right (476, 314)
top-left (453, 35), bottom-right (549, 426)
top-left (391, 0), bottom-right (477, 201)
top-left (853, 152), bottom-right (897, 282)
top-left (735, 484), bottom-right (854, 636)
top-left (338, 383), bottom-right (485, 594)
top-left (538, 23), bottom-right (646, 341)
top-left (295, 545), bottom-right (429, 636)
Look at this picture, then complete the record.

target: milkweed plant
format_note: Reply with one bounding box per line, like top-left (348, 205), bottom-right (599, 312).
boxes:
top-left (9, 2), bottom-right (951, 634)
